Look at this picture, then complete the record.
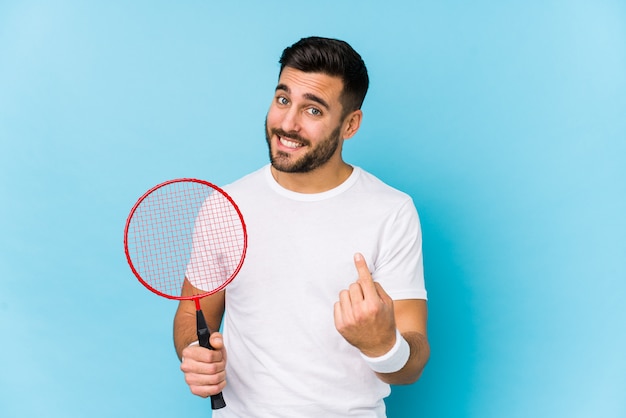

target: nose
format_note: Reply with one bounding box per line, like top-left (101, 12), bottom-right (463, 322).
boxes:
top-left (280, 107), bottom-right (301, 133)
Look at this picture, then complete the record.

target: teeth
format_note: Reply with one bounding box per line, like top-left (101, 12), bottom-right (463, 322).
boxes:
top-left (279, 137), bottom-right (302, 149)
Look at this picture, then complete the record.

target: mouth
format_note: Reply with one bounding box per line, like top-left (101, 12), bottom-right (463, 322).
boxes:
top-left (278, 135), bottom-right (304, 150)
top-left (272, 128), bottom-right (310, 152)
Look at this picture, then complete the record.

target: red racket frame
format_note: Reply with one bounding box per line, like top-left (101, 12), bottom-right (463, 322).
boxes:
top-left (123, 178), bottom-right (247, 301)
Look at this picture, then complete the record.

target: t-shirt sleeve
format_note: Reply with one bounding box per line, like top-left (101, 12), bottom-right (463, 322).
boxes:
top-left (186, 192), bottom-right (246, 292)
top-left (373, 198), bottom-right (427, 300)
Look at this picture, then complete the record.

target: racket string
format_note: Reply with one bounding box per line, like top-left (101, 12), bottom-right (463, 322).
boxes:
top-left (126, 180), bottom-right (245, 298)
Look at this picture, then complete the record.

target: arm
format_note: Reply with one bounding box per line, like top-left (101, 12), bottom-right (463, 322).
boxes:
top-left (173, 279), bottom-right (228, 397)
top-left (173, 279), bottom-right (226, 359)
top-left (334, 253), bottom-right (430, 385)
top-left (378, 298), bottom-right (429, 384)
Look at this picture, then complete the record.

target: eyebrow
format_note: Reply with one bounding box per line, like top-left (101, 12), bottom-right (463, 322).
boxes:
top-left (275, 83), bottom-right (330, 110)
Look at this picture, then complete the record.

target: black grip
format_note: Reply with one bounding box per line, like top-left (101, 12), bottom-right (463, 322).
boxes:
top-left (196, 309), bottom-right (226, 410)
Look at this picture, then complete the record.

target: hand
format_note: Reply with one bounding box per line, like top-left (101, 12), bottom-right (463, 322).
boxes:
top-left (334, 253), bottom-right (397, 357)
top-left (180, 332), bottom-right (227, 398)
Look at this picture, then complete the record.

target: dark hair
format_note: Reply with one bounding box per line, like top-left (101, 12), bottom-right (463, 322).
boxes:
top-left (279, 36), bottom-right (369, 116)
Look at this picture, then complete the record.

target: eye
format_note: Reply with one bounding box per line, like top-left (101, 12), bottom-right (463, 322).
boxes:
top-left (307, 107), bottom-right (322, 116)
top-left (276, 96), bottom-right (289, 106)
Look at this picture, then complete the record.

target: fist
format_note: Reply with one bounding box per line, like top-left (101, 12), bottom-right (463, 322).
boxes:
top-left (180, 332), bottom-right (227, 398)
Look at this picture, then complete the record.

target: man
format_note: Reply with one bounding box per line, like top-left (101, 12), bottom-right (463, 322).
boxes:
top-left (173, 36), bottom-right (429, 417)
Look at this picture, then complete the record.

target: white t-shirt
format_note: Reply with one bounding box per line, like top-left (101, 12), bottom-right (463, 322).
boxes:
top-left (208, 165), bottom-right (426, 418)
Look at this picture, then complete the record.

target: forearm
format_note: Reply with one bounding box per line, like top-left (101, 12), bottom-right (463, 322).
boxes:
top-left (173, 282), bottom-right (225, 360)
top-left (375, 331), bottom-right (430, 385)
top-left (173, 301), bottom-right (200, 361)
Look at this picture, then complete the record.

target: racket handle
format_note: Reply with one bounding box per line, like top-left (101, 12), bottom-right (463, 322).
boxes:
top-left (196, 309), bottom-right (227, 410)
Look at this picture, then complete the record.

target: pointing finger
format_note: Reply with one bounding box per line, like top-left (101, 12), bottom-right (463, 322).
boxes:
top-left (353, 253), bottom-right (378, 299)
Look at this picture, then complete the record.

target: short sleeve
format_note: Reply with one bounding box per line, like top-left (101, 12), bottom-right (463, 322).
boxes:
top-left (373, 198), bottom-right (427, 300)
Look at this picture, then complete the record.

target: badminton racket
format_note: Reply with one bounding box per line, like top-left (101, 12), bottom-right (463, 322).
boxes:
top-left (123, 178), bottom-right (247, 410)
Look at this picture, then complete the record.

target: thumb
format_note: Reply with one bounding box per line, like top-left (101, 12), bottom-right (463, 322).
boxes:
top-left (209, 332), bottom-right (225, 350)
top-left (374, 281), bottom-right (394, 306)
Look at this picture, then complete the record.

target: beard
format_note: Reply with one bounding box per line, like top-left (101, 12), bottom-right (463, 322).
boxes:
top-left (265, 120), bottom-right (342, 173)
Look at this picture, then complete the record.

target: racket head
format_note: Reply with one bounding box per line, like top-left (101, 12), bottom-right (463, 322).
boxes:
top-left (124, 178), bottom-right (247, 300)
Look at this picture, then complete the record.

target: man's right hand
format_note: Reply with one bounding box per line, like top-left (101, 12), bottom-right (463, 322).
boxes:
top-left (180, 332), bottom-right (227, 398)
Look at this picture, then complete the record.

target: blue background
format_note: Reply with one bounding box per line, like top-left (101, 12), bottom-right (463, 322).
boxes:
top-left (1, 1), bottom-right (625, 417)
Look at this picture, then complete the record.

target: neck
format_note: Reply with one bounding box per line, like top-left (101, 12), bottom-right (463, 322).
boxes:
top-left (270, 161), bottom-right (353, 194)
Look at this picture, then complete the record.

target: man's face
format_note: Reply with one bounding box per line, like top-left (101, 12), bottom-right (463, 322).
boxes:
top-left (265, 67), bottom-right (347, 173)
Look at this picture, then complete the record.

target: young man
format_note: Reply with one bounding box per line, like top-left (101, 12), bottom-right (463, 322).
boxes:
top-left (173, 36), bottom-right (429, 417)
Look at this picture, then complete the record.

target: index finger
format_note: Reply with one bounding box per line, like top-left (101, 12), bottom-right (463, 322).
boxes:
top-left (353, 253), bottom-right (378, 298)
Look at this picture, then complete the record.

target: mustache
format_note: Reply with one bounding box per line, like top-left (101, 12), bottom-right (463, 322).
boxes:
top-left (269, 128), bottom-right (311, 146)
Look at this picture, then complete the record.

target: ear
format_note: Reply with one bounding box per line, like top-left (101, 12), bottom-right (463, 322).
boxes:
top-left (341, 109), bottom-right (363, 140)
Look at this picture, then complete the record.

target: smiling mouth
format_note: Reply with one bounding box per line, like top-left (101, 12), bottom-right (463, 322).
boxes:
top-left (278, 135), bottom-right (304, 149)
